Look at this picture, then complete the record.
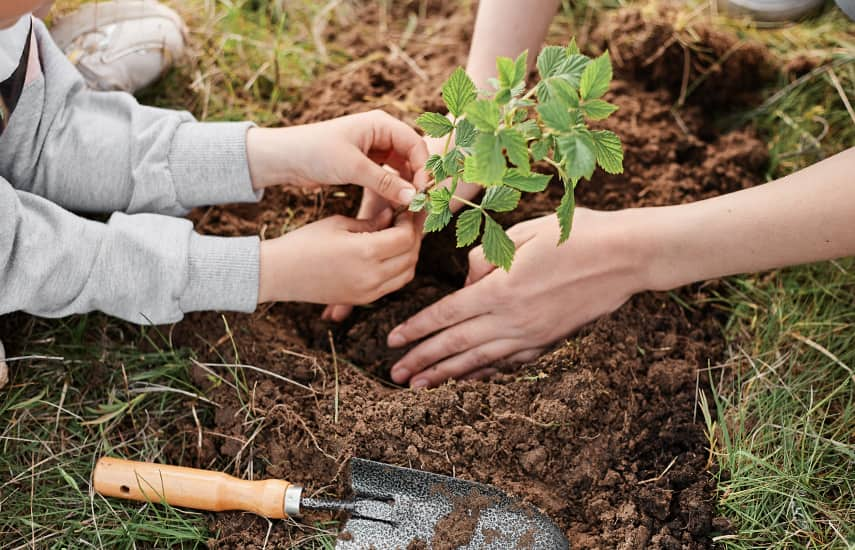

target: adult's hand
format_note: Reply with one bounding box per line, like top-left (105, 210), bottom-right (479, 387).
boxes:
top-left (387, 209), bottom-right (649, 388)
top-left (246, 110), bottom-right (429, 205)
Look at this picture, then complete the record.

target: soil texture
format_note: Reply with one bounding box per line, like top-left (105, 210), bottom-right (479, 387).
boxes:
top-left (167, 3), bottom-right (775, 548)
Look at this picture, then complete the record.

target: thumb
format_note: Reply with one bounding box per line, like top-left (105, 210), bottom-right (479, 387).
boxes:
top-left (465, 245), bottom-right (496, 286)
top-left (342, 207), bottom-right (394, 233)
top-left (350, 152), bottom-right (418, 206)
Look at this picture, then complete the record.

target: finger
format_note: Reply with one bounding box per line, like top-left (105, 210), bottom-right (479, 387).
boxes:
top-left (379, 247), bottom-right (419, 279)
top-left (505, 348), bottom-right (544, 364)
top-left (389, 315), bottom-right (500, 383)
top-left (363, 213), bottom-right (418, 259)
top-left (349, 153), bottom-right (418, 206)
top-left (409, 339), bottom-right (522, 389)
top-left (374, 264), bottom-right (417, 299)
top-left (363, 110), bottom-right (430, 173)
top-left (326, 304), bottom-right (354, 322)
top-left (387, 283), bottom-right (490, 349)
top-left (462, 367), bottom-right (498, 381)
top-left (340, 208), bottom-right (394, 233)
top-left (465, 245), bottom-right (496, 286)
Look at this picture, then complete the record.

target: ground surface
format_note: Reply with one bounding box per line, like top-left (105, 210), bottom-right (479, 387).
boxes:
top-left (169, 4), bottom-right (773, 547)
top-left (2, 1), bottom-right (852, 549)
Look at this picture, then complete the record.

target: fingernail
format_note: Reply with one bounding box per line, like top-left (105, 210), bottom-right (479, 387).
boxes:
top-left (388, 331), bottom-right (406, 347)
top-left (398, 188), bottom-right (416, 204)
top-left (411, 379), bottom-right (429, 389)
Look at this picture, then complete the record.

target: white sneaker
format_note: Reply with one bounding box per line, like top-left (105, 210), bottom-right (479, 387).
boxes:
top-left (50, 0), bottom-right (188, 93)
top-left (718, 0), bottom-right (825, 22)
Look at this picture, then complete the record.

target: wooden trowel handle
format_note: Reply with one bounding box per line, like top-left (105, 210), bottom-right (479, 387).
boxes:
top-left (93, 457), bottom-right (296, 519)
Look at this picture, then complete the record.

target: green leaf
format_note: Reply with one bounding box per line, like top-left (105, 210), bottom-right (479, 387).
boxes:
top-left (425, 154), bottom-right (443, 173)
top-left (560, 54), bottom-right (589, 89)
top-left (495, 87), bottom-right (512, 105)
top-left (545, 77), bottom-right (580, 109)
top-left (464, 99), bottom-right (501, 133)
top-left (566, 37), bottom-right (580, 56)
top-left (497, 56), bottom-right (516, 89)
top-left (531, 137), bottom-right (552, 161)
top-left (537, 45), bottom-right (567, 79)
top-left (513, 50), bottom-right (528, 88)
top-left (499, 129), bottom-right (530, 174)
top-left (442, 67), bottom-right (477, 117)
top-left (462, 154), bottom-right (479, 183)
top-left (455, 208), bottom-right (482, 247)
top-left (556, 188), bottom-right (576, 244)
top-left (557, 131), bottom-right (597, 183)
top-left (579, 52), bottom-right (612, 100)
top-left (409, 191), bottom-right (428, 212)
top-left (581, 99), bottom-right (618, 120)
top-left (454, 118), bottom-right (477, 148)
top-left (591, 130), bottom-right (624, 174)
top-left (515, 119), bottom-right (541, 140)
top-left (429, 187), bottom-right (452, 214)
top-left (472, 133), bottom-right (506, 186)
top-left (424, 208), bottom-right (452, 233)
top-left (481, 186), bottom-right (521, 212)
top-left (442, 148), bottom-right (463, 175)
top-left (415, 112), bottom-right (454, 138)
top-left (504, 169), bottom-right (551, 192)
top-left (537, 100), bottom-right (571, 132)
top-left (482, 216), bottom-right (515, 271)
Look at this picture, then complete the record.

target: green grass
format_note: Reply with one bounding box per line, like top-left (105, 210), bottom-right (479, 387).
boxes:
top-left (705, 4), bottom-right (855, 547)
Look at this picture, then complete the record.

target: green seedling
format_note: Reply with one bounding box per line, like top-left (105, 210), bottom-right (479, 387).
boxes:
top-left (411, 40), bottom-right (624, 270)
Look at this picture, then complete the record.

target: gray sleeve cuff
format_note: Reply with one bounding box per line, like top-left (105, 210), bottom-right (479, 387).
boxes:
top-left (178, 232), bottom-right (260, 314)
top-left (169, 121), bottom-right (263, 208)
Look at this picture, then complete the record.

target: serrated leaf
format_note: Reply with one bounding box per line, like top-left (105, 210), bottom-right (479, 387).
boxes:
top-left (567, 37), bottom-right (580, 56)
top-left (409, 192), bottom-right (428, 212)
top-left (499, 129), bottom-right (530, 174)
top-left (497, 56), bottom-right (516, 90)
top-left (482, 216), bottom-right (515, 271)
top-left (531, 137), bottom-right (552, 161)
top-left (557, 54), bottom-right (589, 88)
top-left (557, 131), bottom-right (597, 183)
top-left (442, 67), bottom-right (477, 117)
top-left (556, 188), bottom-right (576, 244)
top-left (416, 112), bottom-right (454, 138)
top-left (591, 130), bottom-right (624, 174)
top-left (537, 45), bottom-right (567, 79)
top-left (424, 208), bottom-right (452, 233)
top-left (495, 87), bottom-right (512, 105)
top-left (504, 169), bottom-right (551, 192)
top-left (442, 148), bottom-right (463, 175)
top-left (464, 99), bottom-right (501, 133)
top-left (425, 154), bottom-right (447, 181)
top-left (515, 119), bottom-right (541, 140)
top-left (456, 208), bottom-right (482, 247)
top-left (581, 99), bottom-right (618, 120)
top-left (454, 118), bottom-right (477, 148)
top-left (513, 51), bottom-right (528, 88)
top-left (472, 133), bottom-right (506, 186)
top-left (462, 154), bottom-right (479, 183)
top-left (481, 186), bottom-right (521, 212)
top-left (537, 100), bottom-right (571, 132)
top-left (579, 52), bottom-right (612, 100)
top-left (545, 77), bottom-right (580, 109)
top-left (429, 187), bottom-right (452, 214)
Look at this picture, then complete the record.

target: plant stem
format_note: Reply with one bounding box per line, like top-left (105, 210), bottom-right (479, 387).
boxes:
top-left (442, 117), bottom-right (457, 155)
top-left (452, 195), bottom-right (481, 209)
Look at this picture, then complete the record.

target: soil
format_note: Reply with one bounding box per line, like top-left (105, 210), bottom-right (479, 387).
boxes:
top-left (170, 2), bottom-right (776, 549)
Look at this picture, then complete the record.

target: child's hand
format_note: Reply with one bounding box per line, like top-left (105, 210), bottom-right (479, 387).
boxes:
top-left (247, 110), bottom-right (430, 206)
top-left (258, 209), bottom-right (420, 305)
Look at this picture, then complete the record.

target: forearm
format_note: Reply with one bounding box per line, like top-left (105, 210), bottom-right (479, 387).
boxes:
top-left (0, 20), bottom-right (259, 215)
top-left (441, 0), bottom-right (560, 206)
top-left (642, 148), bottom-right (855, 290)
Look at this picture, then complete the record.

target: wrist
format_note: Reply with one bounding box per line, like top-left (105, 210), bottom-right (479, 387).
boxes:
top-left (246, 127), bottom-right (301, 191)
top-left (258, 238), bottom-right (293, 304)
top-left (628, 205), bottom-right (702, 293)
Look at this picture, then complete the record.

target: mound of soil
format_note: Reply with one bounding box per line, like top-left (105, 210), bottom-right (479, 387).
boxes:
top-left (169, 3), bottom-right (775, 548)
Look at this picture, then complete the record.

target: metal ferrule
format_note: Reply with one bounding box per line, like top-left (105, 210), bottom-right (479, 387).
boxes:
top-left (284, 485), bottom-right (303, 517)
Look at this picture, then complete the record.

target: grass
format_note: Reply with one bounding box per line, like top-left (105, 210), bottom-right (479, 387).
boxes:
top-left (2, 0), bottom-right (853, 548)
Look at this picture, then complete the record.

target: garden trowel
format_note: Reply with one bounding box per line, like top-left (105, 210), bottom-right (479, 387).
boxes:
top-left (94, 456), bottom-right (568, 549)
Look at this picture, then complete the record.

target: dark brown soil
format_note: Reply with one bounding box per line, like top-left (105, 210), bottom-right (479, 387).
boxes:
top-left (170, 2), bottom-right (776, 549)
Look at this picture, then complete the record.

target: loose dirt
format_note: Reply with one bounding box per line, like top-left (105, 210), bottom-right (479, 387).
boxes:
top-left (171, 2), bottom-right (775, 548)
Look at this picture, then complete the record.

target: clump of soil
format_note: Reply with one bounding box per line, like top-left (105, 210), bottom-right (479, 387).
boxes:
top-left (592, 4), bottom-right (776, 108)
top-left (170, 3), bottom-right (776, 548)
top-left (431, 488), bottom-right (497, 550)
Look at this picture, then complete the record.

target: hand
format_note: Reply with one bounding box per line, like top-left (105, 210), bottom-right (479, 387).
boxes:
top-left (258, 209), bottom-right (420, 306)
top-left (386, 209), bottom-right (649, 388)
top-left (246, 110), bottom-right (430, 205)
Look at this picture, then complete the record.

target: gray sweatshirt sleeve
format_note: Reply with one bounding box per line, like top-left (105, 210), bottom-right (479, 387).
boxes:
top-left (0, 18), bottom-right (260, 216)
top-left (0, 177), bottom-right (259, 324)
